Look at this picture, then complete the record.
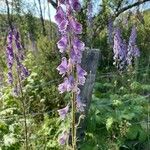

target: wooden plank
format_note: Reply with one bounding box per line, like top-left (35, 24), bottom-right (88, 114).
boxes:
top-left (77, 48), bottom-right (100, 139)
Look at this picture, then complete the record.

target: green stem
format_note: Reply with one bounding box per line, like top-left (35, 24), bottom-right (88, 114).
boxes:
top-left (72, 91), bottom-right (76, 150)
top-left (17, 68), bottom-right (28, 150)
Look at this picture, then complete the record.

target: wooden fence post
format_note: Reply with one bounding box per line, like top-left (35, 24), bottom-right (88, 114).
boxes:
top-left (77, 48), bottom-right (100, 138)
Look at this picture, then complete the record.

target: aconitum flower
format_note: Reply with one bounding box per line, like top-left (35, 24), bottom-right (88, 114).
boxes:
top-left (71, 0), bottom-right (81, 12)
top-left (6, 29), bottom-right (29, 86)
top-left (55, 6), bottom-right (66, 25)
top-left (58, 105), bottom-right (69, 120)
top-left (113, 28), bottom-right (128, 70)
top-left (72, 37), bottom-right (85, 51)
top-left (57, 57), bottom-right (68, 76)
top-left (127, 26), bottom-right (140, 65)
top-left (6, 31), bottom-right (14, 70)
top-left (57, 35), bottom-right (68, 53)
top-left (70, 48), bottom-right (82, 64)
top-left (56, 0), bottom-right (87, 147)
top-left (58, 131), bottom-right (69, 145)
top-left (8, 71), bottom-right (13, 84)
top-left (70, 17), bottom-right (82, 34)
top-left (76, 64), bottom-right (87, 85)
top-left (58, 76), bottom-right (75, 93)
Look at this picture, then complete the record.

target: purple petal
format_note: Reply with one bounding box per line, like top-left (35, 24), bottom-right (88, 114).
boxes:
top-left (72, 37), bottom-right (85, 51)
top-left (70, 17), bottom-right (82, 34)
top-left (57, 35), bottom-right (68, 53)
top-left (54, 6), bottom-right (66, 25)
top-left (58, 19), bottom-right (69, 32)
top-left (58, 131), bottom-right (68, 145)
top-left (56, 57), bottom-right (68, 76)
top-left (57, 105), bottom-right (69, 120)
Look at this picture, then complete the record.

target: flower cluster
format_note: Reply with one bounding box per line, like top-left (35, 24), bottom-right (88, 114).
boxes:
top-left (113, 26), bottom-right (140, 70)
top-left (6, 29), bottom-right (29, 95)
top-left (113, 28), bottom-right (127, 70)
top-left (127, 26), bottom-right (140, 66)
top-left (55, 0), bottom-right (87, 146)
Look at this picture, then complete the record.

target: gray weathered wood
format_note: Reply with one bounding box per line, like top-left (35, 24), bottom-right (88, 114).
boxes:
top-left (80, 48), bottom-right (100, 112)
top-left (77, 48), bottom-right (100, 138)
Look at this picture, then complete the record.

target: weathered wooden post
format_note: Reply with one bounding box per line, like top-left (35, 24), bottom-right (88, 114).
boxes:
top-left (77, 48), bottom-right (100, 138)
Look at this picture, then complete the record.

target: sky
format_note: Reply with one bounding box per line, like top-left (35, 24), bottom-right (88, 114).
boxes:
top-left (0, 0), bottom-right (150, 23)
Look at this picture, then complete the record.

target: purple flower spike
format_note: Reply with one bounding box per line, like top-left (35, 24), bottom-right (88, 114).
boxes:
top-left (58, 131), bottom-right (69, 145)
top-left (76, 64), bottom-right (87, 85)
top-left (127, 26), bottom-right (140, 65)
top-left (58, 105), bottom-right (69, 120)
top-left (54, 6), bottom-right (66, 25)
top-left (70, 17), bottom-right (82, 34)
top-left (57, 57), bottom-right (68, 76)
top-left (57, 35), bottom-right (68, 53)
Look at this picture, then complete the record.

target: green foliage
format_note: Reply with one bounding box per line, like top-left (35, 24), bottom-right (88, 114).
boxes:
top-left (80, 68), bottom-right (149, 149)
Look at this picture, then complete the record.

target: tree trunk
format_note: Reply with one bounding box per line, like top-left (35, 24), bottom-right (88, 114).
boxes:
top-left (37, 0), bottom-right (46, 36)
top-left (5, 0), bottom-right (13, 30)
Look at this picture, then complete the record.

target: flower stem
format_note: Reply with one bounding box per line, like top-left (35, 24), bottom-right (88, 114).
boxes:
top-left (17, 67), bottom-right (28, 150)
top-left (72, 91), bottom-right (76, 150)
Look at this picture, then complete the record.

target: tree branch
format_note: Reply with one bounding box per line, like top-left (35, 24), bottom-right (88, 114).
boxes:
top-left (115, 0), bottom-right (150, 17)
top-left (47, 0), bottom-right (57, 9)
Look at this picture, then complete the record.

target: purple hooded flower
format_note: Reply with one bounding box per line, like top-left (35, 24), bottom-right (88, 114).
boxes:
top-left (7, 30), bottom-right (13, 44)
top-left (72, 37), bottom-right (85, 52)
top-left (54, 6), bottom-right (66, 25)
top-left (14, 30), bottom-right (22, 51)
top-left (58, 19), bottom-right (69, 33)
top-left (76, 64), bottom-right (87, 85)
top-left (8, 71), bottom-right (13, 84)
top-left (58, 75), bottom-right (75, 93)
top-left (6, 31), bottom-right (14, 70)
top-left (70, 48), bottom-right (82, 64)
top-left (57, 35), bottom-right (68, 53)
top-left (58, 131), bottom-right (69, 145)
top-left (21, 65), bottom-right (29, 77)
top-left (70, 0), bottom-right (81, 12)
top-left (58, 105), bottom-right (69, 120)
top-left (57, 57), bottom-right (68, 76)
top-left (70, 17), bottom-right (82, 34)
